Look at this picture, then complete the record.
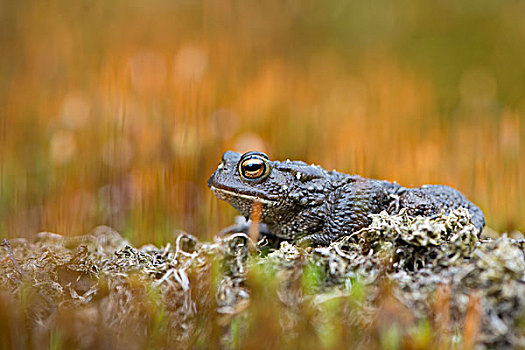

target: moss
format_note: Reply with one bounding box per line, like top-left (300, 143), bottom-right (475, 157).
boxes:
top-left (1, 209), bottom-right (525, 348)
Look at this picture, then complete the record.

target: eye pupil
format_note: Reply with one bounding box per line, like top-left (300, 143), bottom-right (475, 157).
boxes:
top-left (245, 162), bottom-right (261, 171)
top-left (243, 159), bottom-right (264, 177)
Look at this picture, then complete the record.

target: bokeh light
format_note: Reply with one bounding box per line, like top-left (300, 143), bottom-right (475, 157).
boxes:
top-left (173, 45), bottom-right (208, 82)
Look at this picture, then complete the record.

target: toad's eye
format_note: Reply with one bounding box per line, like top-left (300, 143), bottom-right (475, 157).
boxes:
top-left (239, 155), bottom-right (270, 181)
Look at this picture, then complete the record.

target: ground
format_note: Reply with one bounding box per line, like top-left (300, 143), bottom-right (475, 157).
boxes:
top-left (1, 208), bottom-right (525, 349)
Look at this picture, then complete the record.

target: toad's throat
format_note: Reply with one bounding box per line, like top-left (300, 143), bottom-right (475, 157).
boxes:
top-left (210, 186), bottom-right (277, 205)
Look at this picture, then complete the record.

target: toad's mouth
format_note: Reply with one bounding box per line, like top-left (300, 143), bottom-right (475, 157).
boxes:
top-left (209, 186), bottom-right (277, 205)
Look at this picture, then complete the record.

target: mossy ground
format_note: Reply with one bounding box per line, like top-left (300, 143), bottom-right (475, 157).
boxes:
top-left (2, 209), bottom-right (524, 349)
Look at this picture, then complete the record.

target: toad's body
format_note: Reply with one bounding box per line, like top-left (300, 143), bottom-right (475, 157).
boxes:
top-left (208, 151), bottom-right (485, 245)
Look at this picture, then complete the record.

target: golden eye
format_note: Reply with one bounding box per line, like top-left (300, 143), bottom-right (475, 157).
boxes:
top-left (239, 155), bottom-right (270, 181)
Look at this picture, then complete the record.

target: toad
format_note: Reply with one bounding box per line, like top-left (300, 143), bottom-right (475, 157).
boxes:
top-left (208, 151), bottom-right (485, 245)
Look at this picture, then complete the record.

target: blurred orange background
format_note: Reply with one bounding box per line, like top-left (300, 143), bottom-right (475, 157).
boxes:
top-left (1, 0), bottom-right (523, 244)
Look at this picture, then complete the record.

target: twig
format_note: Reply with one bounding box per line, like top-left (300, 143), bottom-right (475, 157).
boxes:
top-left (434, 283), bottom-right (451, 350)
top-left (249, 200), bottom-right (263, 244)
top-left (1, 238), bottom-right (25, 276)
top-left (463, 291), bottom-right (482, 350)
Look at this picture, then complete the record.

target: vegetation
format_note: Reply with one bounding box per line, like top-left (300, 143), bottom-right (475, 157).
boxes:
top-left (2, 209), bottom-right (525, 349)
